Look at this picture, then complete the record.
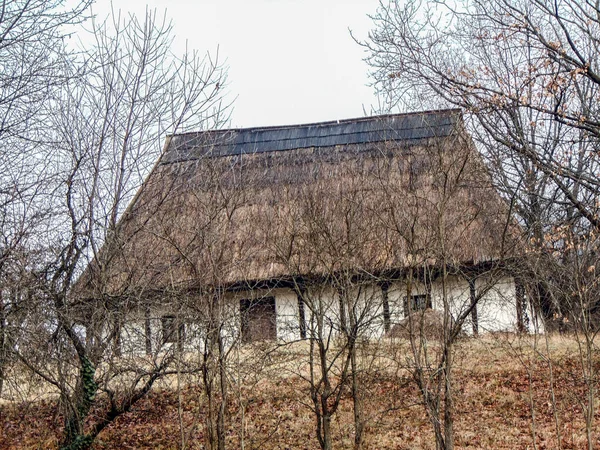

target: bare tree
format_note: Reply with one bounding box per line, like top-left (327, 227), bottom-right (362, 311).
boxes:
top-left (370, 125), bottom-right (517, 450)
top-left (158, 154), bottom-right (251, 450)
top-left (361, 2), bottom-right (600, 446)
top-left (263, 144), bottom-right (409, 449)
top-left (361, 0), bottom-right (600, 249)
top-left (6, 8), bottom-right (229, 449)
top-left (0, 0), bottom-right (91, 400)
top-left (0, 0), bottom-right (90, 142)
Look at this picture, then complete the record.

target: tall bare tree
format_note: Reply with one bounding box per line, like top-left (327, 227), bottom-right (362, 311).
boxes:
top-left (6, 8), bottom-right (229, 449)
top-left (0, 0), bottom-right (91, 400)
top-left (362, 1), bottom-right (600, 447)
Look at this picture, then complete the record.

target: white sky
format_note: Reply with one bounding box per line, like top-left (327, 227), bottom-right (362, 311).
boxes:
top-left (91, 0), bottom-right (381, 128)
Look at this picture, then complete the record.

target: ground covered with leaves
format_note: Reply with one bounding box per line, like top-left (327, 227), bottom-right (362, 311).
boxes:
top-left (1, 335), bottom-right (598, 449)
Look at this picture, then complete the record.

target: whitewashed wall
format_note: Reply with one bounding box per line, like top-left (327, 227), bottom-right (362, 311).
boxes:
top-left (225, 287), bottom-right (299, 342)
top-left (118, 274), bottom-right (533, 352)
top-left (475, 276), bottom-right (519, 332)
top-left (115, 299), bottom-right (240, 356)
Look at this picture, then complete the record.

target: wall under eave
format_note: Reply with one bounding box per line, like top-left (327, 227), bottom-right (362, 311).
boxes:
top-left (114, 274), bottom-right (542, 357)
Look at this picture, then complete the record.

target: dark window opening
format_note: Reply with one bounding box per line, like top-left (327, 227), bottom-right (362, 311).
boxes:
top-left (403, 294), bottom-right (430, 315)
top-left (240, 297), bottom-right (277, 343)
top-left (162, 315), bottom-right (184, 344)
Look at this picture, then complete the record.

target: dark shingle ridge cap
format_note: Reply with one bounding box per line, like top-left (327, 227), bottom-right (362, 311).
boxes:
top-left (170, 108), bottom-right (462, 137)
top-left (162, 109), bottom-right (462, 164)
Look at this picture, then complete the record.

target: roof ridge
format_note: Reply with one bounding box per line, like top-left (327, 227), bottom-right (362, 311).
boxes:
top-left (169, 108), bottom-right (462, 138)
top-left (161, 109), bottom-right (463, 163)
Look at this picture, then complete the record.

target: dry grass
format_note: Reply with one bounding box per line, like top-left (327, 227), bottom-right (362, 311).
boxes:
top-left (1, 334), bottom-right (599, 449)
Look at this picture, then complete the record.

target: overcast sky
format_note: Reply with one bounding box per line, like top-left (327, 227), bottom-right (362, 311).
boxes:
top-left (92, 0), bottom-right (381, 128)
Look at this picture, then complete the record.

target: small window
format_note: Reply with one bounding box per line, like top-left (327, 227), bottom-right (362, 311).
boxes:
top-left (403, 294), bottom-right (430, 315)
top-left (162, 316), bottom-right (184, 344)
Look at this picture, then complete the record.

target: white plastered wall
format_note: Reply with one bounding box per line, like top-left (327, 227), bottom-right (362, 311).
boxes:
top-left (429, 274), bottom-right (520, 333)
top-left (378, 275), bottom-right (524, 334)
top-left (115, 295), bottom-right (241, 356)
top-left (118, 273), bottom-right (530, 351)
top-left (474, 276), bottom-right (519, 332)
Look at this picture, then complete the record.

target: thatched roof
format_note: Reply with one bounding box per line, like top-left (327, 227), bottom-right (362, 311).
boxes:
top-left (79, 109), bottom-right (518, 298)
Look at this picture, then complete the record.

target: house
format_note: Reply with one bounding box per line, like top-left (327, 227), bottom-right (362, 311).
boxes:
top-left (78, 109), bottom-right (534, 354)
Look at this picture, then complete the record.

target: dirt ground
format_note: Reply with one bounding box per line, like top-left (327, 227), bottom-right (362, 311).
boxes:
top-left (1, 334), bottom-right (599, 449)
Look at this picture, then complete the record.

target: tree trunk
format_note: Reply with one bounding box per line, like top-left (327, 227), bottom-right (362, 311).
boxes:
top-left (443, 341), bottom-right (454, 450)
top-left (585, 333), bottom-right (595, 450)
top-left (468, 278), bottom-right (478, 336)
top-left (441, 260), bottom-right (454, 450)
top-left (0, 292), bottom-right (6, 399)
top-left (322, 414), bottom-right (333, 450)
top-left (347, 296), bottom-right (364, 449)
top-left (203, 314), bottom-right (218, 450)
top-left (351, 347), bottom-right (364, 449)
top-left (381, 282), bottom-right (391, 333)
top-left (204, 362), bottom-right (218, 450)
top-left (217, 329), bottom-right (227, 450)
top-left (60, 356), bottom-right (97, 450)
top-left (204, 296), bottom-right (227, 450)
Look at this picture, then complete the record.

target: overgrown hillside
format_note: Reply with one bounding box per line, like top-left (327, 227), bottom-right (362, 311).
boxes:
top-left (2, 334), bottom-right (597, 449)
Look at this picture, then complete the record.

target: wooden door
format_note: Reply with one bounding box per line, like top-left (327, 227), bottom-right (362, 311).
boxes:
top-left (240, 297), bottom-right (277, 343)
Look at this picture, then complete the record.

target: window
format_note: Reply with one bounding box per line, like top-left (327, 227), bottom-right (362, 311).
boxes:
top-left (403, 294), bottom-right (430, 316)
top-left (162, 315), bottom-right (184, 344)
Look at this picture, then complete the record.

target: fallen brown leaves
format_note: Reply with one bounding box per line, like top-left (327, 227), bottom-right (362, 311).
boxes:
top-left (1, 335), bottom-right (599, 449)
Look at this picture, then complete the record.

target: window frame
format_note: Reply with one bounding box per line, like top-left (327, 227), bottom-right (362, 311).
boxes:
top-left (403, 293), bottom-right (431, 316)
